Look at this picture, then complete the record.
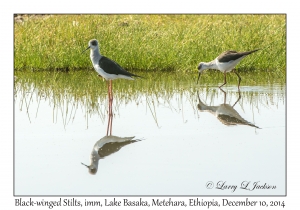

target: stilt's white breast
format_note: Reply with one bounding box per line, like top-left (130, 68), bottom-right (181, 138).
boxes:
top-left (93, 64), bottom-right (110, 79)
top-left (215, 56), bottom-right (245, 73)
top-left (89, 42), bottom-right (135, 81)
top-left (93, 64), bottom-right (134, 80)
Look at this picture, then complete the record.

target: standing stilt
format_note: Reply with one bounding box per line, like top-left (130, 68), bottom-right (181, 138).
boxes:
top-left (83, 39), bottom-right (141, 136)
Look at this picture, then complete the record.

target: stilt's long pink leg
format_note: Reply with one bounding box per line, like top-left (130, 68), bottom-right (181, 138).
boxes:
top-left (233, 69), bottom-right (242, 90)
top-left (106, 81), bottom-right (110, 136)
top-left (219, 72), bottom-right (227, 88)
top-left (109, 80), bottom-right (113, 136)
top-left (106, 80), bottom-right (113, 136)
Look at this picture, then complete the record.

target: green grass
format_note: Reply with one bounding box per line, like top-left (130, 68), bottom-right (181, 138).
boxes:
top-left (14, 69), bottom-right (285, 104)
top-left (14, 70), bottom-right (285, 128)
top-left (14, 14), bottom-right (286, 76)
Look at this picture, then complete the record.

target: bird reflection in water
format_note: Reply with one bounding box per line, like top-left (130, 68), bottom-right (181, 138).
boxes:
top-left (81, 135), bottom-right (140, 175)
top-left (82, 107), bottom-right (140, 174)
top-left (197, 88), bottom-right (260, 128)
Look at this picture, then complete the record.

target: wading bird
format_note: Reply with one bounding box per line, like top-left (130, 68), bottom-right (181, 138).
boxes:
top-left (83, 39), bottom-right (141, 135)
top-left (197, 49), bottom-right (259, 89)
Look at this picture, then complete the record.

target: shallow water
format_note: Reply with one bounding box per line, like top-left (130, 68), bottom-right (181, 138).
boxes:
top-left (14, 81), bottom-right (285, 196)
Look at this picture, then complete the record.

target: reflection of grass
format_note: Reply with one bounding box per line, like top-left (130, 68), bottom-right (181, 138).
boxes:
top-left (14, 70), bottom-right (285, 128)
top-left (14, 14), bottom-right (285, 78)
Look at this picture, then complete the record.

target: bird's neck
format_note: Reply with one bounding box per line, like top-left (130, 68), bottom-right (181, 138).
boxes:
top-left (197, 97), bottom-right (219, 113)
top-left (89, 150), bottom-right (100, 170)
top-left (203, 60), bottom-right (218, 70)
top-left (90, 49), bottom-right (102, 65)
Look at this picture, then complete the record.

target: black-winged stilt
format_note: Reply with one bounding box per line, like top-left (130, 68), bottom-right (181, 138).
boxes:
top-left (81, 135), bottom-right (139, 175)
top-left (197, 89), bottom-right (260, 128)
top-left (197, 49), bottom-right (259, 89)
top-left (83, 39), bottom-right (141, 135)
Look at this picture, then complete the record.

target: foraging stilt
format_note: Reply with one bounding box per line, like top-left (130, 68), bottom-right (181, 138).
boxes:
top-left (197, 49), bottom-right (259, 89)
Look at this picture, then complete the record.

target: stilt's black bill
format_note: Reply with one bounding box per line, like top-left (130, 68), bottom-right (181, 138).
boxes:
top-left (81, 46), bottom-right (90, 54)
top-left (197, 72), bottom-right (201, 84)
top-left (81, 162), bottom-right (89, 168)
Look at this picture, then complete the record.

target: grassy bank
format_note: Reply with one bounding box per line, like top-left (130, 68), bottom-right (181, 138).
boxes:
top-left (14, 14), bottom-right (286, 75)
top-left (14, 69), bottom-right (285, 99)
top-left (14, 70), bottom-right (285, 128)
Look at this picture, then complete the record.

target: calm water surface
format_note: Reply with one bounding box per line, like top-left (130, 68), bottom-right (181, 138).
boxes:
top-left (14, 81), bottom-right (285, 196)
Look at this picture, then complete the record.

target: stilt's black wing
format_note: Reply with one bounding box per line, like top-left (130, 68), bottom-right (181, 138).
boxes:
top-left (217, 50), bottom-right (259, 63)
top-left (99, 56), bottom-right (140, 77)
top-left (98, 140), bottom-right (139, 158)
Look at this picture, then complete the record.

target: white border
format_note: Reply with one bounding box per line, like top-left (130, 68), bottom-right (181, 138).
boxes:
top-left (2, 0), bottom-right (298, 209)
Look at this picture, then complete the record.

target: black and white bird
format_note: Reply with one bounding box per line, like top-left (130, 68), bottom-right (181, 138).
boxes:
top-left (197, 91), bottom-right (260, 128)
top-left (197, 49), bottom-right (259, 88)
top-left (83, 39), bottom-right (141, 80)
top-left (83, 39), bottom-right (141, 135)
top-left (81, 135), bottom-right (140, 175)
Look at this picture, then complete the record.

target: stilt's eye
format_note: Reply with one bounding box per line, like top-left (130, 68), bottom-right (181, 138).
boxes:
top-left (198, 63), bottom-right (203, 70)
top-left (91, 40), bottom-right (98, 46)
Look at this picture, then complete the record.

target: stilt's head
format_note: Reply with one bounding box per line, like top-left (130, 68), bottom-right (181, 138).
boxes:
top-left (197, 62), bottom-right (207, 73)
top-left (81, 162), bottom-right (97, 175)
top-left (82, 39), bottom-right (99, 53)
top-left (197, 62), bottom-right (206, 84)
